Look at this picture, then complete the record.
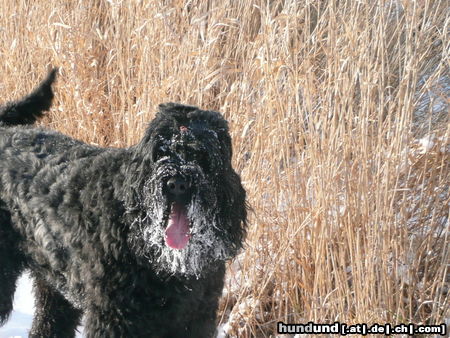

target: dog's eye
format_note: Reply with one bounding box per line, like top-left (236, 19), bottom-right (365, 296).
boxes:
top-left (193, 151), bottom-right (210, 171)
top-left (153, 146), bottom-right (169, 162)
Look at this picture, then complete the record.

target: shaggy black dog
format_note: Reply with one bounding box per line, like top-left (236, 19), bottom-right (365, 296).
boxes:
top-left (0, 70), bottom-right (247, 337)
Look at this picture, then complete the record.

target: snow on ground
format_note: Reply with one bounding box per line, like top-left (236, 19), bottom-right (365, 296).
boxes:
top-left (0, 273), bottom-right (83, 338)
top-left (0, 273), bottom-right (34, 338)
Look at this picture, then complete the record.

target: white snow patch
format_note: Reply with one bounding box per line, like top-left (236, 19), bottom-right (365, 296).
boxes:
top-left (0, 273), bottom-right (83, 338)
top-left (216, 323), bottom-right (231, 338)
top-left (418, 134), bottom-right (436, 154)
top-left (13, 273), bottom-right (35, 315)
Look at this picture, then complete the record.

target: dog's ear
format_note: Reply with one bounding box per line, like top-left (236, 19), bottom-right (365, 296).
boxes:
top-left (217, 168), bottom-right (248, 252)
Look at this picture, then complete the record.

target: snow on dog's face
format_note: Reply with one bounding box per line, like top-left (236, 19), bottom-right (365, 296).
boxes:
top-left (126, 103), bottom-right (247, 278)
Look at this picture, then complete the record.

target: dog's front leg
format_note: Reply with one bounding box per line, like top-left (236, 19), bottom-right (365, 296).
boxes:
top-left (29, 276), bottom-right (82, 338)
top-left (84, 305), bottom-right (145, 338)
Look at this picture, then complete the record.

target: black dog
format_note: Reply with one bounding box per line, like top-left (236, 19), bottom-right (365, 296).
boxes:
top-left (0, 70), bottom-right (247, 337)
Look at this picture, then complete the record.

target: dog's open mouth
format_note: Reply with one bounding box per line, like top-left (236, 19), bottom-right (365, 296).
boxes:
top-left (165, 202), bottom-right (190, 249)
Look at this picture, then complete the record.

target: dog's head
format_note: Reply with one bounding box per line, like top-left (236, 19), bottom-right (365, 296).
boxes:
top-left (125, 103), bottom-right (247, 278)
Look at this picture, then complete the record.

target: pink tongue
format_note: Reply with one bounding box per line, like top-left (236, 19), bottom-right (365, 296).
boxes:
top-left (165, 203), bottom-right (190, 249)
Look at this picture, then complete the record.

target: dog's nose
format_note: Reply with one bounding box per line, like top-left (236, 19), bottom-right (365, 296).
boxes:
top-left (167, 177), bottom-right (190, 197)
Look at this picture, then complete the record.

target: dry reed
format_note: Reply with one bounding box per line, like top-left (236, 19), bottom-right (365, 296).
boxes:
top-left (0, 0), bottom-right (448, 336)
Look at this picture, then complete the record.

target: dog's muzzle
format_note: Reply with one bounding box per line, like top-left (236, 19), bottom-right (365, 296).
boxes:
top-left (165, 176), bottom-right (191, 250)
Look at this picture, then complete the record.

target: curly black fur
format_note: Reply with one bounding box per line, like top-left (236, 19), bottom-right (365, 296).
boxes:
top-left (0, 70), bottom-right (247, 337)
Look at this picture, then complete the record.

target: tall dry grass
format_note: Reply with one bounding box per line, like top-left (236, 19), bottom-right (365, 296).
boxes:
top-left (0, 0), bottom-right (448, 336)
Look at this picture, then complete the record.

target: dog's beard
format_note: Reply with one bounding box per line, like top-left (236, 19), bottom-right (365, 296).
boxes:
top-left (129, 163), bottom-right (233, 278)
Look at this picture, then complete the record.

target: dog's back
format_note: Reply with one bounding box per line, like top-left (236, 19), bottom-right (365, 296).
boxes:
top-left (0, 69), bottom-right (57, 325)
top-left (0, 69), bottom-right (91, 332)
top-left (0, 68), bottom-right (57, 126)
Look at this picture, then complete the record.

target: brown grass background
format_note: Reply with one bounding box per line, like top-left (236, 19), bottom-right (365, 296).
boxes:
top-left (0, 0), bottom-right (448, 336)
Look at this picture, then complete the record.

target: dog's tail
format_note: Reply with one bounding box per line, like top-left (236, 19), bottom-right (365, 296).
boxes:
top-left (0, 68), bottom-right (57, 126)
